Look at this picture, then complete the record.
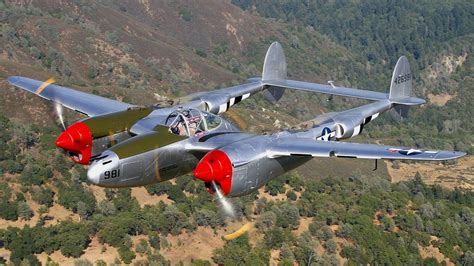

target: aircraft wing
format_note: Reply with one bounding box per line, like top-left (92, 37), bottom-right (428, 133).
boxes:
top-left (7, 76), bottom-right (134, 116)
top-left (267, 138), bottom-right (466, 161)
top-left (179, 81), bottom-right (264, 114)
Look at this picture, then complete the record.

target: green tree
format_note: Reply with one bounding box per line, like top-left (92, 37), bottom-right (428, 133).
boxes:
top-left (264, 227), bottom-right (294, 249)
top-left (31, 187), bottom-right (54, 207)
top-left (191, 259), bottom-right (211, 266)
top-left (280, 242), bottom-right (295, 261)
top-left (255, 211), bottom-right (277, 232)
top-left (135, 239), bottom-right (149, 255)
top-left (213, 235), bottom-right (269, 265)
top-left (325, 239), bottom-right (337, 254)
top-left (286, 190), bottom-right (297, 201)
top-left (17, 201), bottom-right (33, 220)
top-left (148, 231), bottom-right (161, 250)
top-left (0, 201), bottom-right (19, 220)
top-left (194, 209), bottom-right (224, 228)
top-left (273, 203), bottom-right (300, 229)
top-left (86, 61), bottom-right (98, 79)
top-left (77, 201), bottom-right (88, 220)
top-left (155, 205), bottom-right (191, 235)
top-left (316, 226), bottom-right (333, 241)
top-left (118, 246), bottom-right (135, 264)
top-left (335, 223), bottom-right (353, 238)
top-left (57, 221), bottom-right (91, 257)
top-left (98, 200), bottom-right (116, 216)
top-left (294, 232), bottom-right (319, 266)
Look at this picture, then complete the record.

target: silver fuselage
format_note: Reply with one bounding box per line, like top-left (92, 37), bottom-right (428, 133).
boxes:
top-left (87, 97), bottom-right (392, 196)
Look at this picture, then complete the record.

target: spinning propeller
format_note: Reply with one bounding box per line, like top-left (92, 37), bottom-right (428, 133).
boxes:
top-left (35, 78), bottom-right (92, 164)
top-left (193, 150), bottom-right (238, 219)
top-left (53, 101), bottom-right (67, 131)
top-left (210, 180), bottom-right (237, 219)
top-left (36, 78), bottom-right (67, 131)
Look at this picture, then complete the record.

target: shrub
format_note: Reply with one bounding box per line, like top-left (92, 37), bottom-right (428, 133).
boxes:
top-left (86, 62), bottom-right (98, 79)
top-left (195, 48), bottom-right (207, 58)
top-left (179, 8), bottom-right (192, 21)
top-left (255, 211), bottom-right (277, 232)
top-left (286, 190), bottom-right (297, 201)
top-left (32, 187), bottom-right (54, 207)
top-left (194, 209), bottom-right (224, 228)
top-left (118, 246), bottom-right (135, 264)
top-left (325, 239), bottom-right (337, 254)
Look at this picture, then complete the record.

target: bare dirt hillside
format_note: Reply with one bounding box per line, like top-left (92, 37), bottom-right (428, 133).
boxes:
top-left (387, 156), bottom-right (474, 190)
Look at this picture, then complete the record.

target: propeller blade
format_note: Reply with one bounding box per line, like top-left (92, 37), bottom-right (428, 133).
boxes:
top-left (36, 77), bottom-right (67, 131)
top-left (210, 181), bottom-right (237, 219)
top-left (53, 101), bottom-right (66, 131)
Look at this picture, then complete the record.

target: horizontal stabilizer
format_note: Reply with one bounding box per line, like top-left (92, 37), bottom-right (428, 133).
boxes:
top-left (389, 96), bottom-right (425, 105)
top-left (264, 79), bottom-right (389, 101)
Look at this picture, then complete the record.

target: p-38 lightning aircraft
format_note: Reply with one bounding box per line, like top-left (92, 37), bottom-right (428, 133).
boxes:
top-left (7, 42), bottom-right (466, 213)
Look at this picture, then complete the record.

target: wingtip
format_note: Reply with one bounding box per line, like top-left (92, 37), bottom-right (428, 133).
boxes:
top-left (415, 97), bottom-right (426, 105)
top-left (6, 76), bottom-right (19, 85)
top-left (456, 151), bottom-right (468, 158)
top-left (436, 151), bottom-right (467, 160)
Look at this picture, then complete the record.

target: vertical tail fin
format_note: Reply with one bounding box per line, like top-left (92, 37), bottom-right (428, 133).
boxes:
top-left (388, 56), bottom-right (421, 120)
top-left (262, 42), bottom-right (287, 102)
top-left (262, 42), bottom-right (287, 81)
top-left (389, 56), bottom-right (412, 100)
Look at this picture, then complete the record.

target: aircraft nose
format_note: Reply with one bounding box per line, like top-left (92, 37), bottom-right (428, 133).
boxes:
top-left (87, 151), bottom-right (120, 186)
top-left (87, 162), bottom-right (102, 185)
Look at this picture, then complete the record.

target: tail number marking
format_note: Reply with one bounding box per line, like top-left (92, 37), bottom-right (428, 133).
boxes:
top-left (394, 73), bottom-right (411, 84)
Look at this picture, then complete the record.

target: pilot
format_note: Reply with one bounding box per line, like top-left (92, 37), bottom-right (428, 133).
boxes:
top-left (170, 124), bottom-right (180, 135)
top-left (188, 117), bottom-right (198, 136)
top-left (169, 118), bottom-right (187, 136)
top-left (174, 121), bottom-right (187, 136)
top-left (184, 111), bottom-right (200, 136)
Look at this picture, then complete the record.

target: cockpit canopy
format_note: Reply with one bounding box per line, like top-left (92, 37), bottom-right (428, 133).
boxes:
top-left (165, 108), bottom-right (221, 136)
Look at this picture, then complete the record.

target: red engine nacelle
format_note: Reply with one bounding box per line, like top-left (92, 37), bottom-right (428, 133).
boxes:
top-left (55, 122), bottom-right (92, 164)
top-left (193, 150), bottom-right (233, 195)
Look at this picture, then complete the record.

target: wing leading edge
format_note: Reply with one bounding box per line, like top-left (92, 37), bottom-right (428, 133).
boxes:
top-left (7, 76), bottom-right (134, 116)
top-left (267, 138), bottom-right (466, 161)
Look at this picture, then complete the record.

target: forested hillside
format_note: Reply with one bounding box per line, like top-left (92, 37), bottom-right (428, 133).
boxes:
top-left (232, 0), bottom-right (473, 69)
top-left (0, 0), bottom-right (472, 265)
top-left (234, 0), bottom-right (474, 153)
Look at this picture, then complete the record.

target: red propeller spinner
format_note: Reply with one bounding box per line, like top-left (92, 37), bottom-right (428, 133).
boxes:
top-left (193, 150), bottom-right (233, 195)
top-left (55, 122), bottom-right (93, 164)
